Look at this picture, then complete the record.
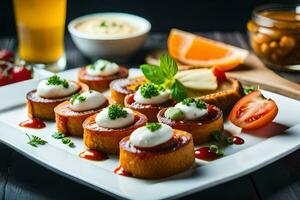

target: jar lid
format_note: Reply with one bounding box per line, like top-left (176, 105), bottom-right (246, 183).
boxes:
top-left (252, 4), bottom-right (300, 29)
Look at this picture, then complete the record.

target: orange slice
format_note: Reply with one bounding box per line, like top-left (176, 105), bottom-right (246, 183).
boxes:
top-left (168, 29), bottom-right (249, 71)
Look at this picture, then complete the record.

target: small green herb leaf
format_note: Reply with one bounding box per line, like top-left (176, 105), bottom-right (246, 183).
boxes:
top-left (243, 85), bottom-right (258, 95)
top-left (70, 93), bottom-right (86, 105)
top-left (181, 98), bottom-right (206, 109)
top-left (69, 142), bottom-right (75, 148)
top-left (62, 137), bottom-right (71, 144)
top-left (170, 79), bottom-right (187, 102)
top-left (140, 64), bottom-right (165, 84)
top-left (226, 136), bottom-right (234, 144)
top-left (46, 75), bottom-right (69, 88)
top-left (100, 21), bottom-right (108, 27)
top-left (146, 123), bottom-right (162, 132)
top-left (51, 132), bottom-right (65, 139)
top-left (209, 144), bottom-right (223, 156)
top-left (140, 83), bottom-right (161, 98)
top-left (26, 133), bottom-right (47, 147)
top-left (52, 132), bottom-right (75, 148)
top-left (108, 104), bottom-right (128, 120)
top-left (160, 54), bottom-right (178, 79)
top-left (211, 131), bottom-right (222, 142)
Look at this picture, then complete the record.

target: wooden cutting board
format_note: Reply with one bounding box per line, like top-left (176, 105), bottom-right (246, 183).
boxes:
top-left (146, 50), bottom-right (300, 100)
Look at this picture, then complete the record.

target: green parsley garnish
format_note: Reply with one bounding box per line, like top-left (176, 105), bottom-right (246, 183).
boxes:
top-left (70, 93), bottom-right (86, 105)
top-left (62, 137), bottom-right (71, 144)
top-left (182, 98), bottom-right (206, 109)
top-left (140, 54), bottom-right (187, 102)
top-left (209, 144), bottom-right (223, 156)
top-left (100, 21), bottom-right (108, 27)
top-left (108, 104), bottom-right (128, 120)
top-left (51, 132), bottom-right (65, 139)
top-left (140, 83), bottom-right (164, 98)
top-left (46, 75), bottom-right (69, 88)
top-left (26, 133), bottom-right (47, 147)
top-left (243, 85), bottom-right (258, 95)
top-left (51, 132), bottom-right (75, 148)
top-left (146, 123), bottom-right (162, 132)
top-left (211, 130), bottom-right (222, 142)
top-left (226, 136), bottom-right (234, 144)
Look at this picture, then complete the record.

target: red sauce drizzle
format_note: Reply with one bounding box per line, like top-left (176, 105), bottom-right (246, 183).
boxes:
top-left (114, 166), bottom-right (132, 177)
top-left (194, 147), bottom-right (220, 161)
top-left (232, 136), bottom-right (245, 145)
top-left (79, 150), bottom-right (108, 161)
top-left (19, 118), bottom-right (46, 129)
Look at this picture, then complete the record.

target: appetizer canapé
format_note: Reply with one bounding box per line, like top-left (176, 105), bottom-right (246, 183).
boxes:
top-left (110, 76), bottom-right (147, 105)
top-left (119, 123), bottom-right (195, 179)
top-left (124, 83), bottom-right (175, 122)
top-left (158, 98), bottom-right (223, 144)
top-left (83, 104), bottom-right (147, 154)
top-left (78, 59), bottom-right (128, 92)
top-left (54, 90), bottom-right (109, 136)
top-left (27, 75), bottom-right (89, 120)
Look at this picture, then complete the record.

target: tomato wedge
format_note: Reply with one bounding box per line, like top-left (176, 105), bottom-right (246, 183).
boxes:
top-left (229, 90), bottom-right (278, 130)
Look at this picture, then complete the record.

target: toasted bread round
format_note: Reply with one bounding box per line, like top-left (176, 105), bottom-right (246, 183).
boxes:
top-left (54, 100), bottom-right (108, 137)
top-left (119, 129), bottom-right (195, 179)
top-left (110, 76), bottom-right (147, 105)
top-left (83, 111), bottom-right (147, 154)
top-left (124, 94), bottom-right (176, 122)
top-left (26, 82), bottom-right (89, 120)
top-left (78, 66), bottom-right (128, 92)
top-left (158, 105), bottom-right (223, 144)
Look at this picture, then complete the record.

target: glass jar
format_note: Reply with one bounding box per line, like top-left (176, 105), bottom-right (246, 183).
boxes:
top-left (248, 4), bottom-right (300, 71)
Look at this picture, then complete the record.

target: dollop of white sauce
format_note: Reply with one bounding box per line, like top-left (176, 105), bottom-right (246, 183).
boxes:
top-left (36, 79), bottom-right (78, 99)
top-left (95, 107), bottom-right (134, 129)
top-left (130, 124), bottom-right (173, 148)
top-left (175, 102), bottom-right (208, 120)
top-left (69, 90), bottom-right (106, 112)
top-left (86, 59), bottom-right (119, 76)
top-left (133, 88), bottom-right (170, 105)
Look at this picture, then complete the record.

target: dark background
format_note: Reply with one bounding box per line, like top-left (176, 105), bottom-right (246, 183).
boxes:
top-left (0, 0), bottom-right (298, 36)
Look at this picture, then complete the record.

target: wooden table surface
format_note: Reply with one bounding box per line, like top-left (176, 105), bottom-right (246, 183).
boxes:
top-left (0, 33), bottom-right (300, 200)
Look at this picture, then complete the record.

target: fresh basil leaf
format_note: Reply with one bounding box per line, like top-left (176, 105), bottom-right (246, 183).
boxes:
top-left (160, 54), bottom-right (178, 79)
top-left (170, 79), bottom-right (187, 102)
top-left (140, 64), bottom-right (165, 84)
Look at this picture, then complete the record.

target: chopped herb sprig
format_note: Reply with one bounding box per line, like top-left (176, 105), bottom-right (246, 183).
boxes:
top-left (243, 85), bottom-right (258, 95)
top-left (182, 98), bottom-right (206, 109)
top-left (51, 132), bottom-right (75, 148)
top-left (140, 54), bottom-right (187, 102)
top-left (26, 133), bottom-right (47, 147)
top-left (46, 75), bottom-right (69, 88)
top-left (146, 123), bottom-right (162, 132)
top-left (108, 104), bottom-right (128, 120)
top-left (70, 93), bottom-right (86, 105)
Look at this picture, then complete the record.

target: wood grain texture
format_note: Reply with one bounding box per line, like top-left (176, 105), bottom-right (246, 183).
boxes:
top-left (0, 33), bottom-right (299, 200)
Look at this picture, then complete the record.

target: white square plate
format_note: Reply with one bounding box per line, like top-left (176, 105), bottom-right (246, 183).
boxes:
top-left (0, 68), bottom-right (300, 200)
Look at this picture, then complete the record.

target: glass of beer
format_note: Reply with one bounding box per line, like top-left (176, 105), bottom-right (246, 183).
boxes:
top-left (13, 0), bottom-right (67, 72)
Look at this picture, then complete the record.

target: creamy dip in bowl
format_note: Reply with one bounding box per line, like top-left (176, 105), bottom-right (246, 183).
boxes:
top-left (68, 13), bottom-right (151, 59)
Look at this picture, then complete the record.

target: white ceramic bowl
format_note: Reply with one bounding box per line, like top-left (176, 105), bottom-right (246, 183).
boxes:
top-left (68, 13), bottom-right (151, 60)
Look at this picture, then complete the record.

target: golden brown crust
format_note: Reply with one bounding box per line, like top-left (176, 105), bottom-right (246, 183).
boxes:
top-left (109, 76), bottom-right (147, 105)
top-left (54, 100), bottom-right (108, 137)
top-left (78, 66), bottom-right (128, 92)
top-left (119, 130), bottom-right (195, 179)
top-left (124, 94), bottom-right (176, 122)
top-left (157, 105), bottom-right (224, 144)
top-left (197, 78), bottom-right (244, 114)
top-left (26, 82), bottom-right (89, 120)
top-left (83, 111), bottom-right (148, 154)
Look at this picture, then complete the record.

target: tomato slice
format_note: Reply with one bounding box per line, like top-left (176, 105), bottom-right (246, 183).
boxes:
top-left (229, 90), bottom-right (278, 130)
